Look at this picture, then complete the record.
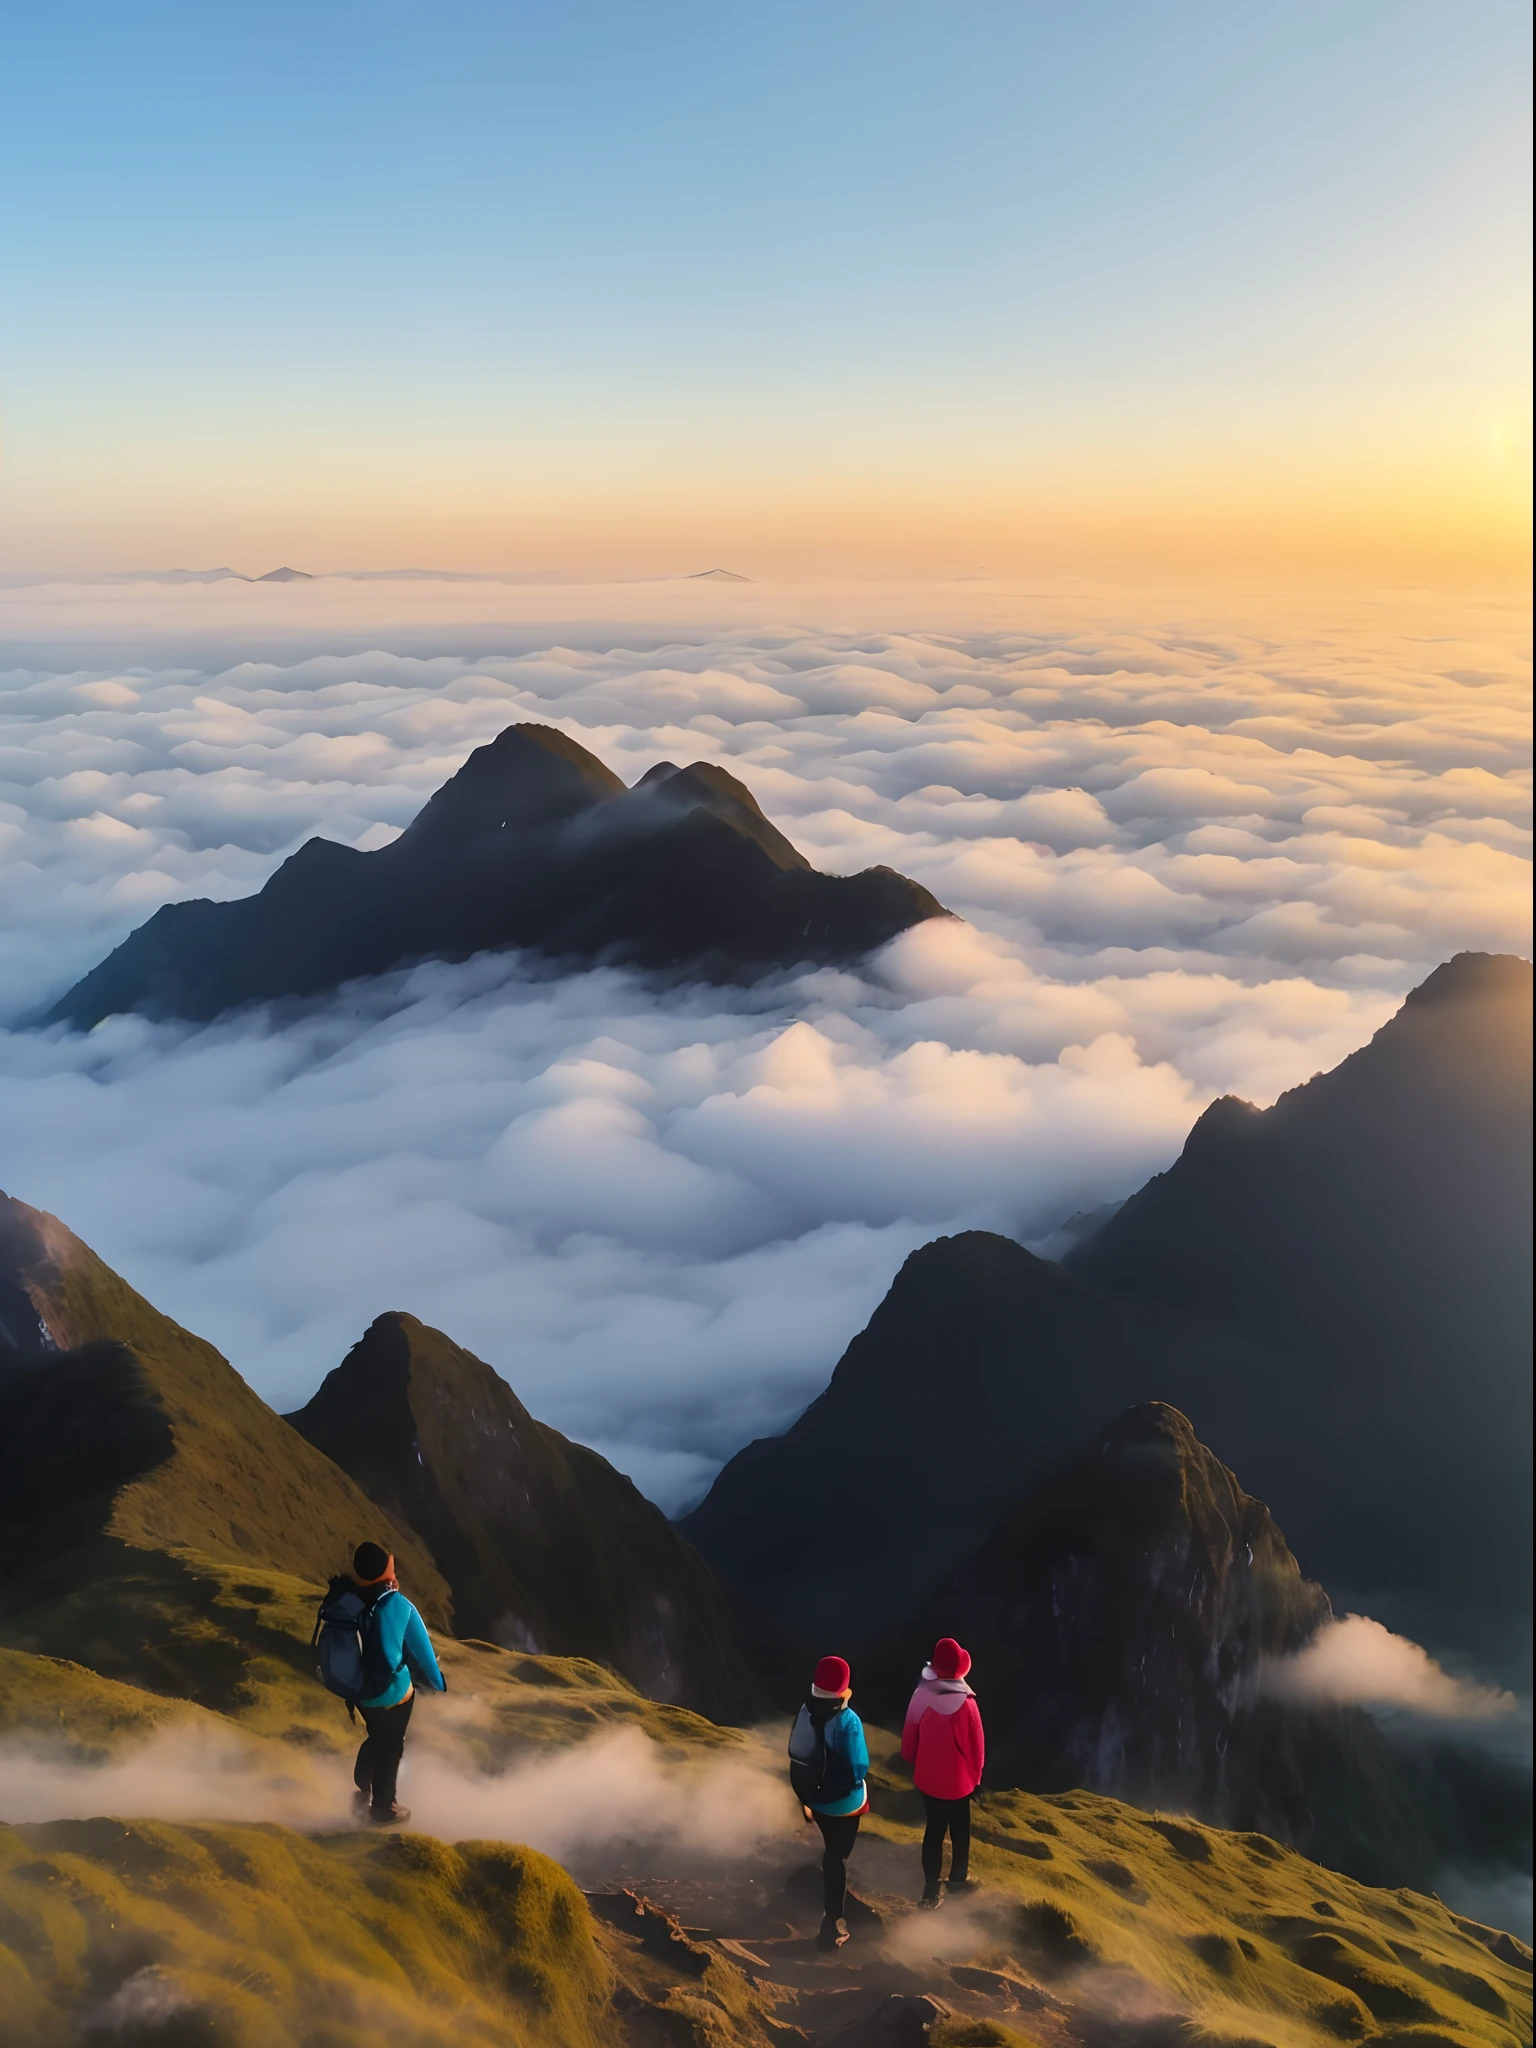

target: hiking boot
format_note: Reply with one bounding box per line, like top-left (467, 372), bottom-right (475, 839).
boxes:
top-left (352, 1788), bottom-right (371, 1818)
top-left (370, 1803), bottom-right (411, 1827)
top-left (919, 1881), bottom-right (944, 1909)
top-left (816, 1916), bottom-right (850, 1951)
top-left (948, 1877), bottom-right (980, 1896)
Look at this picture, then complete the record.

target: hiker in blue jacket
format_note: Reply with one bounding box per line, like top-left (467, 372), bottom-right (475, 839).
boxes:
top-left (344, 1541), bottom-right (445, 1826)
top-left (788, 1654), bottom-right (870, 1951)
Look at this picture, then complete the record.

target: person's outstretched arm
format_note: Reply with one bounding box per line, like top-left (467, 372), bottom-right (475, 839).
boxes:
top-left (403, 1604), bottom-right (447, 1692)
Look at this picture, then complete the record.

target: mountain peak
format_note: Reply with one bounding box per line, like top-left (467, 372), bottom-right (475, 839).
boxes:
top-left (683, 1228), bottom-right (1153, 1643)
top-left (51, 723), bottom-right (946, 1026)
top-left (399, 722), bottom-right (627, 848)
top-left (255, 565), bottom-right (312, 582)
top-left (0, 1193), bottom-right (446, 1615)
top-left (286, 1312), bottom-right (763, 1718)
top-left (635, 759), bottom-right (811, 871)
top-left (1066, 953), bottom-right (1532, 1618)
top-left (1401, 948), bottom-right (1532, 1010)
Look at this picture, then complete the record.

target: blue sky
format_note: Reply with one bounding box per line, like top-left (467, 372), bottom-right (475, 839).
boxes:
top-left (1, 2), bottom-right (1529, 574)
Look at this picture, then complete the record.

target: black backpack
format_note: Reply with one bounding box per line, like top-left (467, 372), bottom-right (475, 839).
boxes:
top-left (788, 1701), bottom-right (856, 1807)
top-left (313, 1579), bottom-right (401, 1709)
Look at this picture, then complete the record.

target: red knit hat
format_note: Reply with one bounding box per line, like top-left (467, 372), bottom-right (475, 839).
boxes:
top-left (812, 1654), bottom-right (851, 1695)
top-left (930, 1637), bottom-right (971, 1681)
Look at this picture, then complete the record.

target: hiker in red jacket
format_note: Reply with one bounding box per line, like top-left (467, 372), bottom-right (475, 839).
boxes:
top-left (901, 1636), bottom-right (985, 1906)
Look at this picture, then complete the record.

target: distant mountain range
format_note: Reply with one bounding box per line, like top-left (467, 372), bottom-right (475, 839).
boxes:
top-left (0, 1191), bottom-right (762, 1722)
top-left (685, 953), bottom-right (1533, 1652)
top-left (50, 723), bottom-right (946, 1026)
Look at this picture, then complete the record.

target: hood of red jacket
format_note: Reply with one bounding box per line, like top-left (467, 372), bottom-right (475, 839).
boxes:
top-left (911, 1671), bottom-right (974, 1715)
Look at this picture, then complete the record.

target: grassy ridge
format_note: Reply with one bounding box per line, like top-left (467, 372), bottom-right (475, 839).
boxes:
top-left (0, 1817), bottom-right (611, 2047)
top-left (3, 1197), bottom-right (448, 1617)
top-left (0, 1549), bottom-right (737, 1763)
top-left (863, 1728), bottom-right (1531, 2048)
top-left (0, 1637), bottom-right (1527, 2048)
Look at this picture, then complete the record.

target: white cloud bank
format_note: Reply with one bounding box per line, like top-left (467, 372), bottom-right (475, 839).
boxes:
top-left (1261, 1615), bottom-right (1519, 1719)
top-left (0, 578), bottom-right (1528, 1508)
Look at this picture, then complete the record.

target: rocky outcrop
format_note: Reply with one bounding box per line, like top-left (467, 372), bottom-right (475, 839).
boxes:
top-left (866, 1403), bottom-right (1531, 1890)
top-left (868, 1403), bottom-right (1330, 1799)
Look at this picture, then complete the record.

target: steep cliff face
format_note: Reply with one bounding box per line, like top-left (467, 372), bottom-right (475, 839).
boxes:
top-left (1068, 952), bottom-right (1533, 1622)
top-left (287, 1312), bottom-right (766, 1722)
top-left (50, 723), bottom-right (947, 1025)
top-left (869, 1404), bottom-right (1330, 1796)
top-left (866, 1403), bottom-right (1530, 1889)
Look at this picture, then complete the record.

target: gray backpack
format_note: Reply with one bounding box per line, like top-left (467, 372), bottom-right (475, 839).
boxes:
top-left (788, 1702), bottom-right (856, 1806)
top-left (313, 1580), bottom-right (398, 1706)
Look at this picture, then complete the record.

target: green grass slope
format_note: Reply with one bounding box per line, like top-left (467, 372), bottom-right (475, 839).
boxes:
top-left (0, 1193), bottom-right (448, 1618)
top-left (0, 1818), bottom-right (611, 2047)
top-left (0, 1641), bottom-right (1527, 2048)
top-left (0, 1549), bottom-right (733, 1757)
top-left (871, 1777), bottom-right (1531, 2048)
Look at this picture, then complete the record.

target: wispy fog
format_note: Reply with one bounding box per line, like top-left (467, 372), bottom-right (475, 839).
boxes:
top-left (0, 1714), bottom-right (796, 1874)
top-left (0, 579), bottom-right (1528, 1507)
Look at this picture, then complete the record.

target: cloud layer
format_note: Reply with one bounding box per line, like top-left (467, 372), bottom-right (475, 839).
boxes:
top-left (0, 578), bottom-right (1528, 1510)
top-left (1261, 1615), bottom-right (1519, 1720)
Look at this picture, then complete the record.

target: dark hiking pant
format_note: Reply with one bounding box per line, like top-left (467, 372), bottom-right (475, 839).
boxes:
top-left (921, 1792), bottom-right (971, 1886)
top-left (813, 1810), bottom-right (861, 1923)
top-left (354, 1695), bottom-right (414, 1817)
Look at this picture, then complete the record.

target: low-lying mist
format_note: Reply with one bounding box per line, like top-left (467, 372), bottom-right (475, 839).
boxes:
top-left (0, 1714), bottom-right (800, 1877)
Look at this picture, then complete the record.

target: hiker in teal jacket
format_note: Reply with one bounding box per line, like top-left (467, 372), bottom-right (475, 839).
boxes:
top-left (347, 1541), bottom-right (445, 1825)
top-left (795, 1654), bottom-right (870, 1950)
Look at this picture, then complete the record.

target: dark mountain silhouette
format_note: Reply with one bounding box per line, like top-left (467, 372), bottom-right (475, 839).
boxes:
top-left (682, 1231), bottom-right (1166, 1647)
top-left (256, 565), bottom-right (312, 581)
top-left (867, 1401), bottom-right (1329, 1789)
top-left (0, 1192), bottom-right (445, 1610)
top-left (865, 1403), bottom-right (1529, 1891)
top-left (287, 1312), bottom-right (765, 1722)
top-left (1067, 950), bottom-right (1533, 1626)
top-left (50, 723), bottom-right (946, 1026)
top-left (685, 954), bottom-right (1533, 1654)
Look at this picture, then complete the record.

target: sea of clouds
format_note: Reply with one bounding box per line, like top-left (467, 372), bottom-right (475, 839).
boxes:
top-left (0, 576), bottom-right (1529, 1511)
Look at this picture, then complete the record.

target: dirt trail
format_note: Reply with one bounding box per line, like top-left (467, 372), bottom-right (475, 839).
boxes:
top-left (582, 1829), bottom-right (1188, 2046)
